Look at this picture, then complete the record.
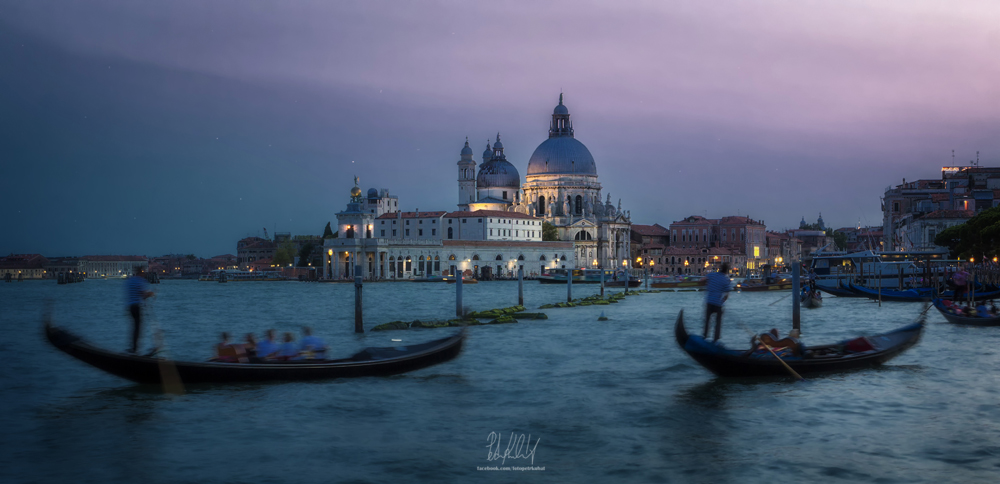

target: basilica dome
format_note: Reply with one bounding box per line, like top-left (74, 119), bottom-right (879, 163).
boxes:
top-left (476, 160), bottom-right (520, 188)
top-left (526, 95), bottom-right (597, 176)
top-left (477, 134), bottom-right (520, 189)
top-left (527, 137), bottom-right (597, 176)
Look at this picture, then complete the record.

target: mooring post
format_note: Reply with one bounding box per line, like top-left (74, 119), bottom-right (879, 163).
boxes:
top-left (644, 266), bottom-right (649, 291)
top-left (354, 264), bottom-right (364, 333)
top-left (567, 268), bottom-right (573, 302)
top-left (517, 267), bottom-right (524, 307)
top-left (456, 271), bottom-right (464, 317)
top-left (792, 263), bottom-right (801, 332)
top-left (600, 268), bottom-right (605, 297)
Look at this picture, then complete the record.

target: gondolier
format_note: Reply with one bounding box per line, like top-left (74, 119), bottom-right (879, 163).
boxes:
top-left (125, 266), bottom-right (154, 353)
top-left (704, 262), bottom-right (732, 341)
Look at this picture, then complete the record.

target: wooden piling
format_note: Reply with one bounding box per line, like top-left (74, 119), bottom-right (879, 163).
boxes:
top-left (600, 269), bottom-right (605, 297)
top-left (792, 263), bottom-right (800, 331)
top-left (354, 264), bottom-right (364, 333)
top-left (456, 272), bottom-right (464, 317)
top-left (517, 267), bottom-right (524, 307)
top-left (567, 268), bottom-right (573, 302)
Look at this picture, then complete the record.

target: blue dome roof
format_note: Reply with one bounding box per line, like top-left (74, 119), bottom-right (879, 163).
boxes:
top-left (367, 188), bottom-right (379, 198)
top-left (554, 103), bottom-right (569, 115)
top-left (476, 160), bottom-right (521, 188)
top-left (527, 137), bottom-right (597, 176)
top-left (460, 141), bottom-right (473, 156)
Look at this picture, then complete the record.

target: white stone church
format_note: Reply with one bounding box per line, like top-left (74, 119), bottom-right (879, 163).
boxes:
top-left (322, 95), bottom-right (632, 280)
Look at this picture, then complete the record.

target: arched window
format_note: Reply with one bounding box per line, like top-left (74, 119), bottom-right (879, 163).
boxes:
top-left (346, 226), bottom-right (355, 238)
top-left (560, 254), bottom-right (566, 261)
top-left (447, 227), bottom-right (453, 239)
top-left (539, 255), bottom-right (546, 261)
top-left (575, 195), bottom-right (582, 215)
top-left (517, 255), bottom-right (524, 261)
top-left (448, 254), bottom-right (456, 261)
top-left (495, 254), bottom-right (503, 261)
top-left (472, 254), bottom-right (480, 261)
top-left (537, 196), bottom-right (545, 215)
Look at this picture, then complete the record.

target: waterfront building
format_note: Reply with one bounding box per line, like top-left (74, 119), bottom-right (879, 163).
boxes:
top-left (237, 237), bottom-right (276, 269)
top-left (785, 229), bottom-right (834, 259)
top-left (630, 224), bottom-right (670, 274)
top-left (668, 215), bottom-right (768, 274)
top-left (882, 165), bottom-right (1000, 251)
top-left (322, 184), bottom-right (573, 280)
top-left (835, 226), bottom-right (883, 252)
top-left (43, 257), bottom-right (82, 279)
top-left (655, 246), bottom-right (742, 276)
top-left (79, 255), bottom-right (148, 278)
top-left (0, 254), bottom-right (49, 279)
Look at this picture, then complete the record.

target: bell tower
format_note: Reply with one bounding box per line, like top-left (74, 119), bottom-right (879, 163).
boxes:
top-left (457, 138), bottom-right (476, 211)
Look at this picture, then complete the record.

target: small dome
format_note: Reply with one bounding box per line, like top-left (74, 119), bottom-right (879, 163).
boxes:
top-left (367, 188), bottom-right (379, 199)
top-left (477, 160), bottom-right (521, 189)
top-left (351, 186), bottom-right (362, 198)
top-left (554, 103), bottom-right (569, 115)
top-left (460, 140), bottom-right (473, 157)
top-left (527, 137), bottom-right (597, 176)
top-left (493, 139), bottom-right (504, 151)
top-left (483, 142), bottom-right (492, 162)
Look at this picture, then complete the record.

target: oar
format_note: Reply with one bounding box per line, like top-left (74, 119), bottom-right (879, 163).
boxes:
top-left (768, 293), bottom-right (792, 306)
top-left (147, 300), bottom-right (185, 395)
top-left (740, 324), bottom-right (805, 381)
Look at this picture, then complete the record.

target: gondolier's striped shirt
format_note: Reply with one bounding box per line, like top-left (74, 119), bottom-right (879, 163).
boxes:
top-left (705, 271), bottom-right (732, 306)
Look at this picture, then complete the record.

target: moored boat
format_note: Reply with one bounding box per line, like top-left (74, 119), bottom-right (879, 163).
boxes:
top-left (45, 322), bottom-right (465, 384)
top-left (801, 290), bottom-right (823, 308)
top-left (849, 282), bottom-right (1000, 303)
top-left (736, 278), bottom-right (793, 292)
top-left (538, 268), bottom-right (641, 287)
top-left (674, 310), bottom-right (924, 378)
top-left (650, 275), bottom-right (707, 291)
top-left (412, 275), bottom-right (448, 282)
top-left (446, 277), bottom-right (478, 284)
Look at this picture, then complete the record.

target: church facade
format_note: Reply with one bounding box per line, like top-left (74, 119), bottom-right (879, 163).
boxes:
top-left (457, 95), bottom-right (633, 270)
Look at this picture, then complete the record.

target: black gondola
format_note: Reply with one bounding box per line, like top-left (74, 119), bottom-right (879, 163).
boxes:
top-left (848, 282), bottom-right (1000, 303)
top-left (932, 298), bottom-right (1000, 326)
top-left (674, 310), bottom-right (923, 378)
top-left (46, 322), bottom-right (465, 385)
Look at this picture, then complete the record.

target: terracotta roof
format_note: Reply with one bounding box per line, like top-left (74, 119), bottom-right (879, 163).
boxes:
top-left (444, 210), bottom-right (539, 220)
top-left (719, 216), bottom-right (764, 225)
top-left (931, 194), bottom-right (950, 202)
top-left (0, 254), bottom-right (48, 269)
top-left (923, 209), bottom-right (974, 219)
top-left (631, 224), bottom-right (670, 236)
top-left (673, 215), bottom-right (714, 225)
top-left (375, 211), bottom-right (448, 219)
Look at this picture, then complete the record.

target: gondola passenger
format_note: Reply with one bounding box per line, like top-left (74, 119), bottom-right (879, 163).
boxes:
top-left (299, 326), bottom-right (327, 359)
top-left (277, 332), bottom-right (301, 361)
top-left (255, 329), bottom-right (280, 360)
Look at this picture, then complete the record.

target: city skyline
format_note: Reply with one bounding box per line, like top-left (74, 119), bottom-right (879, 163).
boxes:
top-left (3, 1), bottom-right (998, 257)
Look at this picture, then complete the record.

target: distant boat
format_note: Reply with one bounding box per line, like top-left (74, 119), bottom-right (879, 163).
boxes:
top-left (412, 275), bottom-right (448, 282)
top-left (446, 277), bottom-right (478, 284)
top-left (801, 290), bottom-right (823, 308)
top-left (200, 269), bottom-right (284, 282)
top-left (650, 275), bottom-right (707, 291)
top-left (538, 269), bottom-right (641, 287)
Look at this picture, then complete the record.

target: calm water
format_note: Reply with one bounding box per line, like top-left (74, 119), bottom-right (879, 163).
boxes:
top-left (2, 279), bottom-right (999, 483)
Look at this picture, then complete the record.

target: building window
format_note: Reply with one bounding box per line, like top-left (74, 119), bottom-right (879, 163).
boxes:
top-left (405, 229), bottom-right (410, 236)
top-left (478, 219), bottom-right (482, 222)
top-left (380, 230), bottom-right (385, 237)
top-left (463, 219), bottom-right (467, 223)
top-left (503, 191), bottom-right (508, 200)
top-left (418, 229), bottom-right (423, 236)
top-left (448, 227), bottom-right (453, 239)
top-left (392, 229), bottom-right (397, 236)
top-left (432, 229), bottom-right (436, 236)
top-left (406, 220), bottom-right (410, 225)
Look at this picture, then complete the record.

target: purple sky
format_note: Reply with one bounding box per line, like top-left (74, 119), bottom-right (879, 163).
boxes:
top-left (2, 1), bottom-right (998, 257)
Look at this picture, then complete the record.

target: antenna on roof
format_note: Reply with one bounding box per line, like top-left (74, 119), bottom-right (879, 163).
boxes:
top-left (976, 151), bottom-right (980, 167)
top-left (952, 149), bottom-right (955, 165)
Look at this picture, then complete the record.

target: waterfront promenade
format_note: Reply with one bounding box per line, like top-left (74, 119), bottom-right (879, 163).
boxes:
top-left (2, 279), bottom-right (998, 483)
